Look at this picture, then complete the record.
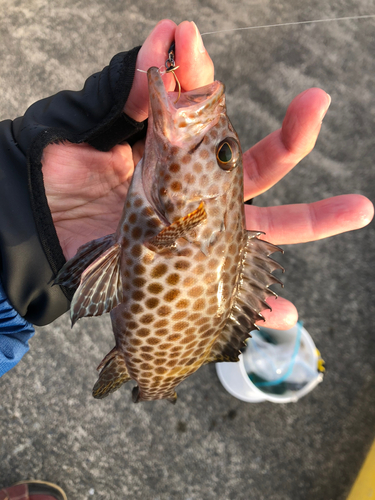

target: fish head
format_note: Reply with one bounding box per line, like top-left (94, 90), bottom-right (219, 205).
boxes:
top-left (142, 67), bottom-right (243, 227)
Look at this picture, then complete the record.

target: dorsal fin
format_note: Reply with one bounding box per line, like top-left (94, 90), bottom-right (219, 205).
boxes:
top-left (70, 243), bottom-right (123, 326)
top-left (205, 230), bottom-right (283, 364)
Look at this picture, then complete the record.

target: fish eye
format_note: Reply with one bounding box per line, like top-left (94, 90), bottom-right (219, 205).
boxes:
top-left (216, 138), bottom-right (240, 171)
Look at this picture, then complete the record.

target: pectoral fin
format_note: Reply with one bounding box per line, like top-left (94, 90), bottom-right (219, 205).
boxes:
top-left (54, 233), bottom-right (115, 289)
top-left (70, 243), bottom-right (123, 326)
top-left (148, 202), bottom-right (206, 248)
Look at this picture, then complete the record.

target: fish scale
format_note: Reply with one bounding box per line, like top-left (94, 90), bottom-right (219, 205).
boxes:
top-left (55, 66), bottom-right (283, 403)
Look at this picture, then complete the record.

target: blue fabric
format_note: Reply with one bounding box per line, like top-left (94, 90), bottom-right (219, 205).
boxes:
top-left (0, 280), bottom-right (35, 377)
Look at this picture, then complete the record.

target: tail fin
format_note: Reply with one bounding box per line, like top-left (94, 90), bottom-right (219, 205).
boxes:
top-left (92, 348), bottom-right (131, 399)
top-left (132, 385), bottom-right (177, 404)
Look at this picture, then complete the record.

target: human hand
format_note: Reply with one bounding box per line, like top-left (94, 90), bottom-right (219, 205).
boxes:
top-left (42, 20), bottom-right (213, 260)
top-left (243, 88), bottom-right (374, 328)
top-left (42, 20), bottom-right (373, 331)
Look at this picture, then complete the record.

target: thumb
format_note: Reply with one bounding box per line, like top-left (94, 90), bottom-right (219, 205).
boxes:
top-left (174, 21), bottom-right (214, 90)
top-left (124, 19), bottom-right (177, 122)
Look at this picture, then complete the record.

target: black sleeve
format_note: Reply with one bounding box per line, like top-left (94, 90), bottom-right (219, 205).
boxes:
top-left (0, 46), bottom-right (146, 326)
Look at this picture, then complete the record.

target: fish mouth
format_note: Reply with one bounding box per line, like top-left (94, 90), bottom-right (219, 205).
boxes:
top-left (147, 66), bottom-right (225, 147)
top-left (143, 68), bottom-right (226, 225)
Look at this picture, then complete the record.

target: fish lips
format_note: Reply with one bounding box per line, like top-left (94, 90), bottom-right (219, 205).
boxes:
top-left (147, 66), bottom-right (225, 149)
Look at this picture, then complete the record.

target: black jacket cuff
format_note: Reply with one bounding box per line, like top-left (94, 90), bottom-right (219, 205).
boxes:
top-left (0, 46), bottom-right (146, 325)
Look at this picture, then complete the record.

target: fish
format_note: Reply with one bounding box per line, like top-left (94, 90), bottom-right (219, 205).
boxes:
top-left (55, 66), bottom-right (284, 403)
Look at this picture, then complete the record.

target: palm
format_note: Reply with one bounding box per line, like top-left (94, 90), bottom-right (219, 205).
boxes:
top-left (42, 19), bottom-right (373, 330)
top-left (43, 141), bottom-right (138, 259)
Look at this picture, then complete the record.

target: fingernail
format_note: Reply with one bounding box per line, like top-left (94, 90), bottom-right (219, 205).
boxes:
top-left (321, 93), bottom-right (331, 121)
top-left (191, 21), bottom-right (206, 54)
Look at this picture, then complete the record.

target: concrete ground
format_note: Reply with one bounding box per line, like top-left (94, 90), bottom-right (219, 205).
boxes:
top-left (1, 1), bottom-right (374, 499)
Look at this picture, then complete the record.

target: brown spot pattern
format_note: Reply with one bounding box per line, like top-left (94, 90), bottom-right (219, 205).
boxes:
top-left (88, 78), bottom-right (254, 403)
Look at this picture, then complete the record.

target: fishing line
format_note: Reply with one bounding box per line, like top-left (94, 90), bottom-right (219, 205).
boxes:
top-left (136, 14), bottom-right (375, 79)
top-left (200, 14), bottom-right (375, 36)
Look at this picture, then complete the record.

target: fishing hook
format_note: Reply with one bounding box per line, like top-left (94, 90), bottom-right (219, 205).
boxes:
top-left (165, 41), bottom-right (181, 103)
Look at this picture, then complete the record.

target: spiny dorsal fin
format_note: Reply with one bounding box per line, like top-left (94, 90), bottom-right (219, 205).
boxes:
top-left (148, 201), bottom-right (206, 248)
top-left (92, 348), bottom-right (130, 399)
top-left (71, 243), bottom-right (122, 326)
top-left (205, 230), bottom-right (283, 364)
top-left (54, 233), bottom-right (115, 289)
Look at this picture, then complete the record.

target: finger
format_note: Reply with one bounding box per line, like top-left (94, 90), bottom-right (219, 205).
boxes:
top-left (131, 138), bottom-right (146, 167)
top-left (125, 19), bottom-right (177, 122)
top-left (243, 88), bottom-right (331, 200)
top-left (245, 194), bottom-right (374, 245)
top-left (257, 296), bottom-right (298, 330)
top-left (174, 21), bottom-right (214, 90)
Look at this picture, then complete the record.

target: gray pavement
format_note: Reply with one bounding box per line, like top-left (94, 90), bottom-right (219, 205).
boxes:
top-left (1, 1), bottom-right (375, 499)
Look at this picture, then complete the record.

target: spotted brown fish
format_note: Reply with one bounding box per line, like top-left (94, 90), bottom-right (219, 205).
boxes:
top-left (55, 67), bottom-right (283, 403)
